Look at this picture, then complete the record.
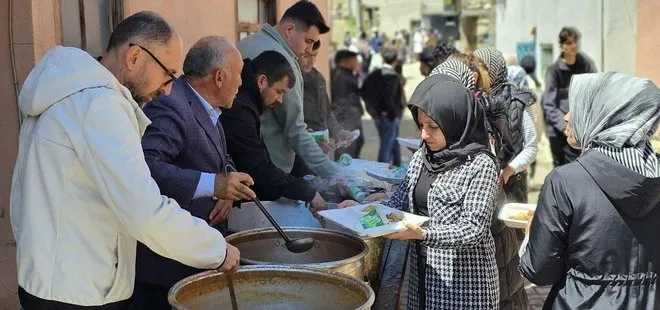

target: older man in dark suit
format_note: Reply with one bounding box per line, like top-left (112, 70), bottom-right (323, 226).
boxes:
top-left (132, 36), bottom-right (255, 309)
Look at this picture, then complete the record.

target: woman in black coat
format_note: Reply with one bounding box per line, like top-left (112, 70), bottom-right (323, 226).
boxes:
top-left (520, 72), bottom-right (660, 309)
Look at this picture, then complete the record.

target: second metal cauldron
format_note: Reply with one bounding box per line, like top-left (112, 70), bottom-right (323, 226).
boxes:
top-left (168, 265), bottom-right (375, 310)
top-left (225, 227), bottom-right (368, 281)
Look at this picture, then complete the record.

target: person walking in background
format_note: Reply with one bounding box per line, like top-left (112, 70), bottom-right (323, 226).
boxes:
top-left (299, 41), bottom-right (352, 154)
top-left (362, 48), bottom-right (405, 167)
top-left (357, 32), bottom-right (372, 74)
top-left (520, 55), bottom-right (545, 183)
top-left (368, 42), bottom-right (386, 73)
top-left (521, 72), bottom-right (660, 309)
top-left (542, 26), bottom-right (597, 168)
top-left (412, 29), bottom-right (424, 60)
top-left (332, 50), bottom-right (363, 159)
top-left (432, 40), bottom-right (460, 66)
top-left (418, 47), bottom-right (437, 77)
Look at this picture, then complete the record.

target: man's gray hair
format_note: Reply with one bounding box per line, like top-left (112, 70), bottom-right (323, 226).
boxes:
top-left (106, 11), bottom-right (173, 52)
top-left (183, 36), bottom-right (235, 78)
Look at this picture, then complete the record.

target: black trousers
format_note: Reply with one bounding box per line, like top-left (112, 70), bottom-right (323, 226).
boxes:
top-left (19, 287), bottom-right (130, 310)
top-left (129, 282), bottom-right (170, 310)
top-left (549, 136), bottom-right (581, 168)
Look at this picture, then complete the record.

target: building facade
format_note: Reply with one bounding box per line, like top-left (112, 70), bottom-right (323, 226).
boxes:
top-left (495, 0), bottom-right (641, 81)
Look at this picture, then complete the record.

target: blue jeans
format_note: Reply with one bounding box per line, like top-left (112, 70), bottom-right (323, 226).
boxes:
top-left (376, 116), bottom-right (402, 166)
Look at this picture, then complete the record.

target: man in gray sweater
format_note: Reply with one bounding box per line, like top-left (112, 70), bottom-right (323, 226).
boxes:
top-left (237, 1), bottom-right (338, 178)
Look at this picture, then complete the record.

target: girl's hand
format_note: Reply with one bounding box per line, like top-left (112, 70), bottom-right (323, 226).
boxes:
top-left (338, 200), bottom-right (360, 209)
top-left (385, 222), bottom-right (426, 240)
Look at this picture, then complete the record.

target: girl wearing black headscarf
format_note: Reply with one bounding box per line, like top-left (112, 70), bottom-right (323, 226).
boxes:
top-left (340, 73), bottom-right (501, 308)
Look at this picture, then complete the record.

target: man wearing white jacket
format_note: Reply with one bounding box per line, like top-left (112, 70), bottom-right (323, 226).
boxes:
top-left (10, 12), bottom-right (241, 309)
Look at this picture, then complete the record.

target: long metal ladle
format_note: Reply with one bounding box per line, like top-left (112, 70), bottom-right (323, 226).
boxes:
top-left (224, 165), bottom-right (315, 253)
top-left (252, 197), bottom-right (315, 253)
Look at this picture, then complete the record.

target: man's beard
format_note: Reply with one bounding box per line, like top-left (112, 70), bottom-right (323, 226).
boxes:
top-left (260, 88), bottom-right (279, 108)
top-left (125, 77), bottom-right (162, 108)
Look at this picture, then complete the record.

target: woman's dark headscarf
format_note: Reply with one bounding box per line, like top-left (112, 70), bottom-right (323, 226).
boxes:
top-left (409, 73), bottom-right (494, 173)
top-left (474, 47), bottom-right (536, 108)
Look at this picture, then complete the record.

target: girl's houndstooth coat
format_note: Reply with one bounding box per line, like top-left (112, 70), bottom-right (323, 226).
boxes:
top-left (385, 150), bottom-right (501, 309)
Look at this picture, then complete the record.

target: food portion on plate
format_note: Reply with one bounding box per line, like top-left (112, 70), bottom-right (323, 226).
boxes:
top-left (386, 212), bottom-right (403, 222)
top-left (498, 203), bottom-right (537, 229)
top-left (509, 209), bottom-right (533, 222)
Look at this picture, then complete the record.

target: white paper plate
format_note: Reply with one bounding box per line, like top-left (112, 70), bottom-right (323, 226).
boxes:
top-left (396, 137), bottom-right (422, 150)
top-left (318, 203), bottom-right (429, 238)
top-left (498, 203), bottom-right (537, 229)
top-left (364, 167), bottom-right (405, 184)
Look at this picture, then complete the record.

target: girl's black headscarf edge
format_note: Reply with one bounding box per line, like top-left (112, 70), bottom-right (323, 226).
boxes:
top-left (408, 74), bottom-right (497, 173)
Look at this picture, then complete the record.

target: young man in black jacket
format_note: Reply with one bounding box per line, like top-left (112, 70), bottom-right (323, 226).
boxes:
top-left (542, 26), bottom-right (597, 167)
top-left (220, 51), bottom-right (325, 211)
top-left (361, 48), bottom-right (405, 167)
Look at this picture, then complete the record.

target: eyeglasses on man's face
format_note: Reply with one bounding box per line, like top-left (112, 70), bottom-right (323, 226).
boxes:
top-left (129, 43), bottom-right (176, 86)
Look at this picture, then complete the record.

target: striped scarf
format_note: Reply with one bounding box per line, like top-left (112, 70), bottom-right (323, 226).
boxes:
top-left (569, 72), bottom-right (660, 177)
top-left (595, 143), bottom-right (659, 177)
top-left (474, 47), bottom-right (508, 93)
top-left (429, 59), bottom-right (476, 92)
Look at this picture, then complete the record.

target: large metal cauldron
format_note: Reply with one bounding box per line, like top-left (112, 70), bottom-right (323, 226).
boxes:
top-left (168, 265), bottom-right (375, 309)
top-left (225, 227), bottom-right (368, 280)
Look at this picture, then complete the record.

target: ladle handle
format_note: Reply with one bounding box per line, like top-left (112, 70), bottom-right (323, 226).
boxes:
top-left (252, 197), bottom-right (293, 243)
top-left (225, 273), bottom-right (239, 310)
top-left (223, 164), bottom-right (293, 244)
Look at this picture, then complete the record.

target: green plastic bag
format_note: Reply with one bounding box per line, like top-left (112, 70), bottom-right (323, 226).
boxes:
top-left (360, 209), bottom-right (384, 229)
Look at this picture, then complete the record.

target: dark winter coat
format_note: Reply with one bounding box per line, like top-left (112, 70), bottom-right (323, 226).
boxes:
top-left (302, 68), bottom-right (342, 138)
top-left (360, 66), bottom-right (405, 121)
top-left (220, 59), bottom-right (316, 202)
top-left (520, 150), bottom-right (660, 309)
top-left (542, 53), bottom-right (597, 138)
top-left (331, 67), bottom-right (363, 130)
top-left (486, 86), bottom-right (536, 169)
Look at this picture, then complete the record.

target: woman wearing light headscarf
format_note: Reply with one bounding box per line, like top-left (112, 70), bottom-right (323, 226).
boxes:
top-left (521, 72), bottom-right (660, 309)
top-left (434, 58), bottom-right (530, 310)
top-left (340, 73), bottom-right (501, 309)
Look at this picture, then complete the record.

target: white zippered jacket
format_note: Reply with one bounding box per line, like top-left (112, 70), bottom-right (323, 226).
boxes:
top-left (10, 46), bottom-right (227, 306)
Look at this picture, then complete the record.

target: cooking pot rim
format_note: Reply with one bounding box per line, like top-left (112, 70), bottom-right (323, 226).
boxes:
top-left (167, 264), bottom-right (375, 310)
top-left (226, 227), bottom-right (370, 267)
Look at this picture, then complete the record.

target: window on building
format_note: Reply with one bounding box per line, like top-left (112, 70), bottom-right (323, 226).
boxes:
top-left (237, 0), bottom-right (277, 40)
